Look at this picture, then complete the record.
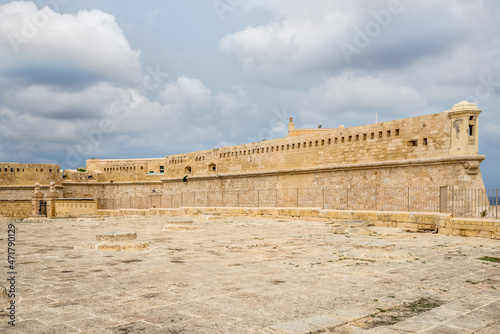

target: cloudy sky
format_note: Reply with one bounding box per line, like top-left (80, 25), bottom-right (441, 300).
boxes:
top-left (0, 0), bottom-right (499, 187)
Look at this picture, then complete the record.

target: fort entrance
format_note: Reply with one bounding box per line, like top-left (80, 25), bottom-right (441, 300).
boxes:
top-left (39, 200), bottom-right (47, 216)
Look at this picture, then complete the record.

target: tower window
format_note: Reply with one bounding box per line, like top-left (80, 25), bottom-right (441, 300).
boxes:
top-left (469, 125), bottom-right (474, 136)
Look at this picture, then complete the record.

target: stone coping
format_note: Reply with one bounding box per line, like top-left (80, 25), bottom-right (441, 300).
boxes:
top-left (0, 199), bottom-right (31, 202)
top-left (62, 180), bottom-right (162, 185)
top-left (54, 198), bottom-right (97, 202)
top-left (0, 184), bottom-right (63, 189)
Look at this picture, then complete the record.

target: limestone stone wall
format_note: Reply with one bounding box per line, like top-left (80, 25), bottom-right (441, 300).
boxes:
top-left (0, 185), bottom-right (64, 200)
top-left (53, 199), bottom-right (97, 217)
top-left (61, 182), bottom-right (104, 198)
top-left (60, 156), bottom-right (486, 214)
top-left (0, 200), bottom-right (32, 218)
top-left (0, 186), bottom-right (35, 200)
top-left (163, 111), bottom-right (454, 179)
top-left (0, 101), bottom-right (487, 218)
top-left (61, 181), bottom-right (162, 199)
top-left (0, 163), bottom-right (62, 185)
top-left (85, 158), bottom-right (165, 182)
top-left (80, 102), bottom-right (484, 185)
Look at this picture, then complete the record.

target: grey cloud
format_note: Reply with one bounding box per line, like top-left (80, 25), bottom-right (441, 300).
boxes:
top-left (2, 61), bottom-right (105, 91)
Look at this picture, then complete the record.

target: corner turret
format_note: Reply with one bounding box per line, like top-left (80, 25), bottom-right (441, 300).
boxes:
top-left (448, 101), bottom-right (481, 155)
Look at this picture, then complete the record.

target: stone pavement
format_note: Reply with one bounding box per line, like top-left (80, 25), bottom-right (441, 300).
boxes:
top-left (0, 216), bottom-right (499, 333)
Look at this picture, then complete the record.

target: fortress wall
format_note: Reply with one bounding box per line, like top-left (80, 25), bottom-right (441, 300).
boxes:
top-left (53, 199), bottom-right (97, 217)
top-left (79, 103), bottom-right (483, 188)
top-left (0, 200), bottom-right (32, 218)
top-left (158, 158), bottom-right (485, 206)
top-left (85, 158), bottom-right (165, 182)
top-left (0, 163), bottom-right (62, 185)
top-left (0, 186), bottom-right (35, 200)
top-left (100, 182), bottom-right (162, 199)
top-left (60, 153), bottom-right (485, 209)
top-left (163, 112), bottom-right (455, 179)
top-left (61, 181), bottom-right (162, 200)
top-left (61, 182), bottom-right (104, 198)
top-left (82, 111), bottom-right (455, 182)
top-left (0, 184), bottom-right (64, 200)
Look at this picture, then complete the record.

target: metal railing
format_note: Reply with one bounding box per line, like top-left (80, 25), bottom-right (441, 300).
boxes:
top-left (96, 186), bottom-right (499, 219)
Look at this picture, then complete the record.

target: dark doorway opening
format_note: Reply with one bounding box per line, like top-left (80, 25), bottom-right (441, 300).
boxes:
top-left (39, 200), bottom-right (47, 216)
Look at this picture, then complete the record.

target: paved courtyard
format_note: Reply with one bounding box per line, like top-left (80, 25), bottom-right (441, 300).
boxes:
top-left (0, 215), bottom-right (499, 333)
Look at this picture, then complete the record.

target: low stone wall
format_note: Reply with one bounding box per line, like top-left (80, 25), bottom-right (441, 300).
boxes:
top-left (440, 218), bottom-right (499, 239)
top-left (0, 200), bottom-right (32, 219)
top-left (95, 206), bottom-right (500, 240)
top-left (53, 199), bottom-right (97, 218)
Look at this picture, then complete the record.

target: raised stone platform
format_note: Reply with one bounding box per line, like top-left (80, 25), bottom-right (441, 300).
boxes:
top-left (162, 219), bottom-right (201, 231)
top-left (96, 231), bottom-right (137, 241)
top-left (165, 219), bottom-right (194, 224)
top-left (85, 231), bottom-right (148, 252)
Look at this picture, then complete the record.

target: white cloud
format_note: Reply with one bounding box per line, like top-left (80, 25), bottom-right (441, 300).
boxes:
top-left (3, 82), bottom-right (127, 119)
top-left (0, 1), bottom-right (142, 86)
top-left (220, 1), bottom-right (499, 77)
top-left (160, 76), bottom-right (212, 110)
top-left (1, 1), bottom-right (499, 187)
top-left (219, 11), bottom-right (350, 76)
top-left (301, 72), bottom-right (427, 124)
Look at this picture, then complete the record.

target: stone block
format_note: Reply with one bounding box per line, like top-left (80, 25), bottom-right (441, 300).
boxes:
top-left (166, 219), bottom-right (193, 225)
top-left (479, 231), bottom-right (492, 239)
top-left (162, 224), bottom-right (201, 231)
top-left (96, 243), bottom-right (122, 252)
top-left (121, 241), bottom-right (149, 252)
top-left (96, 231), bottom-right (137, 241)
top-left (462, 230), bottom-right (480, 238)
top-left (439, 228), bottom-right (453, 235)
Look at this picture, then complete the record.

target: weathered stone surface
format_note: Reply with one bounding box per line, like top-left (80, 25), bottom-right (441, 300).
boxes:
top-left (166, 218), bottom-right (193, 225)
top-left (162, 224), bottom-right (201, 231)
top-left (87, 241), bottom-right (149, 252)
top-left (0, 285), bottom-right (9, 314)
top-left (87, 231), bottom-right (148, 252)
top-left (1, 216), bottom-right (500, 333)
top-left (96, 231), bottom-right (137, 241)
top-left (121, 241), bottom-right (150, 252)
top-left (96, 243), bottom-right (122, 252)
top-left (0, 163), bottom-right (62, 186)
top-left (331, 225), bottom-right (375, 235)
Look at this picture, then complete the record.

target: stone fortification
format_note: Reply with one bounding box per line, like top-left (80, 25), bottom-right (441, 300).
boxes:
top-left (0, 101), bottom-right (489, 222)
top-left (79, 101), bottom-right (485, 190)
top-left (81, 158), bottom-right (165, 182)
top-left (0, 163), bottom-right (61, 185)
